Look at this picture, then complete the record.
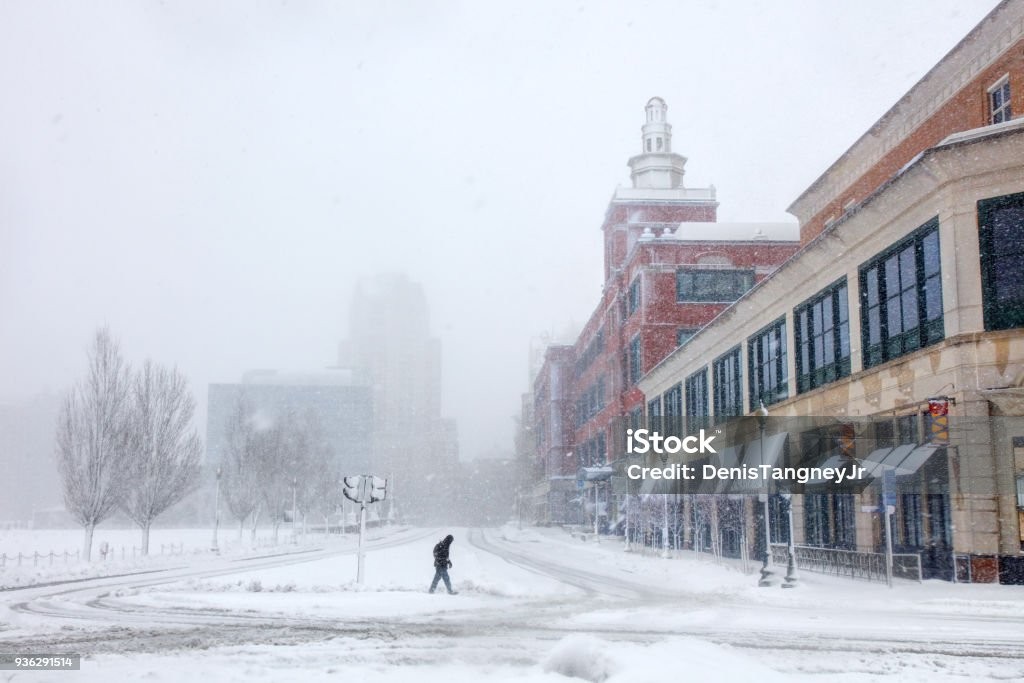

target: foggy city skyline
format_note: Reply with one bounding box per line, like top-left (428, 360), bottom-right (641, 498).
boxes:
top-left (0, 0), bottom-right (1000, 462)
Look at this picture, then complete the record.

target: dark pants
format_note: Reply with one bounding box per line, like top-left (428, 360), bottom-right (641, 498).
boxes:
top-left (429, 566), bottom-right (452, 593)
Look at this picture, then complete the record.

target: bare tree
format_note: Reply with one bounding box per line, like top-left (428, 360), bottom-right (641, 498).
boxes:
top-left (121, 360), bottom-right (202, 555)
top-left (221, 394), bottom-right (263, 540)
top-left (255, 419), bottom-right (290, 543)
top-left (55, 328), bottom-right (131, 561)
top-left (303, 414), bottom-right (339, 537)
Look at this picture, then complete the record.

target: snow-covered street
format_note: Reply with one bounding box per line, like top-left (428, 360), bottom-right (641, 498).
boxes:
top-left (2, 525), bottom-right (1024, 682)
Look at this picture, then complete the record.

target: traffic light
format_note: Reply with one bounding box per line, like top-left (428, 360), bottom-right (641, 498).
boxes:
top-left (342, 475), bottom-right (363, 503)
top-left (928, 398), bottom-right (949, 417)
top-left (928, 398), bottom-right (950, 443)
top-left (369, 476), bottom-right (388, 503)
top-left (838, 424), bottom-right (856, 456)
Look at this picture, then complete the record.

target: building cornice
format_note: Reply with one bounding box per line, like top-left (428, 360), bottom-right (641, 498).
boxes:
top-left (788, 0), bottom-right (1023, 223)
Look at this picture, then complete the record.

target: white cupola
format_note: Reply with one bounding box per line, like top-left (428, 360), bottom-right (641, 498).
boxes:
top-left (642, 97), bottom-right (671, 153)
top-left (627, 97), bottom-right (688, 189)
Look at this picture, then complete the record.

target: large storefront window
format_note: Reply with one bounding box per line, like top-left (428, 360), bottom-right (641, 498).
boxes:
top-left (768, 495), bottom-right (790, 544)
top-left (860, 219), bottom-right (944, 368)
top-left (713, 346), bottom-right (743, 422)
top-left (804, 494), bottom-right (855, 550)
top-left (795, 280), bottom-right (850, 393)
top-left (748, 317), bottom-right (788, 407)
top-left (979, 192), bottom-right (1024, 331)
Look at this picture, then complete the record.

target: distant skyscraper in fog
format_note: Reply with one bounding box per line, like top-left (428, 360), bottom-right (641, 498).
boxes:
top-left (206, 368), bottom-right (373, 478)
top-left (339, 274), bottom-right (458, 522)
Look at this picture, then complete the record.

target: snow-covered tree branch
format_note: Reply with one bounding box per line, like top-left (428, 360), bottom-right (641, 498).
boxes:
top-left (55, 328), bottom-right (132, 561)
top-left (221, 394), bottom-right (263, 539)
top-left (121, 360), bottom-right (202, 555)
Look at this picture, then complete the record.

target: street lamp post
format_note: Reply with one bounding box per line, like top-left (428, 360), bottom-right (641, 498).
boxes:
top-left (757, 404), bottom-right (775, 587)
top-left (291, 477), bottom-right (298, 545)
top-left (211, 467), bottom-right (222, 553)
top-left (782, 492), bottom-right (799, 588)
top-left (624, 490), bottom-right (631, 552)
top-left (660, 452), bottom-right (670, 559)
top-left (517, 489), bottom-right (523, 531)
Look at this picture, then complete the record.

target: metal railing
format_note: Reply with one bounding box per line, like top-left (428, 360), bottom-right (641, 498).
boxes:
top-left (770, 543), bottom-right (922, 583)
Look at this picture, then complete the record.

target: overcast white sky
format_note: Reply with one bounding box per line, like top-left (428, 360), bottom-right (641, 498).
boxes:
top-left (0, 0), bottom-right (1001, 460)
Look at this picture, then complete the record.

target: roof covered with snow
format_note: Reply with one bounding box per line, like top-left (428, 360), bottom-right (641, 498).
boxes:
top-left (638, 221), bottom-right (799, 242)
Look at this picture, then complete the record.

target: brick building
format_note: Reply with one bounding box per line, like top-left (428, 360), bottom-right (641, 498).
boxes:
top-left (638, 0), bottom-right (1024, 583)
top-left (528, 99), bottom-right (799, 524)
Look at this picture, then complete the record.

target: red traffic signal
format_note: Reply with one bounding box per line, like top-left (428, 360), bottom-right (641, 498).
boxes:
top-left (928, 398), bottom-right (949, 417)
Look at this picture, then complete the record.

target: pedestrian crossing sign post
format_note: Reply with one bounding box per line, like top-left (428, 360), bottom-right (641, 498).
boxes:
top-left (882, 468), bottom-right (896, 508)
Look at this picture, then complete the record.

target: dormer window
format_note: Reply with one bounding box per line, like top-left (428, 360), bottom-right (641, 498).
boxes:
top-left (989, 75), bottom-right (1012, 124)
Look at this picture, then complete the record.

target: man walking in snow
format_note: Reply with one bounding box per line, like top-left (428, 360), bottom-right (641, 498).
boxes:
top-left (429, 534), bottom-right (457, 594)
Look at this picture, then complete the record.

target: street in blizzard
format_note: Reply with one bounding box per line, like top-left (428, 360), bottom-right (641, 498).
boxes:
top-left (3, 1), bottom-right (1024, 681)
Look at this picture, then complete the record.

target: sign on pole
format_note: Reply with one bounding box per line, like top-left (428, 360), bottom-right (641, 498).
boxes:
top-left (882, 468), bottom-right (896, 508)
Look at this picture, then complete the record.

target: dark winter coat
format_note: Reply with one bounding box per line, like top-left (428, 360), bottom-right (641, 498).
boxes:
top-left (433, 535), bottom-right (454, 568)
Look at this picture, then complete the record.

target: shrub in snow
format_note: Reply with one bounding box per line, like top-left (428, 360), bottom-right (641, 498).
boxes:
top-left (542, 634), bottom-right (615, 682)
top-left (246, 579), bottom-right (263, 592)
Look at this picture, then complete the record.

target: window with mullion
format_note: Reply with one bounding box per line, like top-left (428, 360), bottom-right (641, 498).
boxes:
top-left (663, 383), bottom-right (683, 436)
top-left (795, 279), bottom-right (851, 393)
top-left (629, 406), bottom-right (644, 431)
top-left (748, 317), bottom-right (788, 407)
top-left (859, 219), bottom-right (943, 369)
top-left (628, 335), bottom-right (642, 385)
top-left (677, 328), bottom-right (698, 347)
top-left (647, 396), bottom-right (662, 433)
top-left (979, 191), bottom-right (1024, 330)
top-left (676, 269), bottom-right (755, 302)
top-left (990, 78), bottom-right (1012, 124)
top-left (713, 346), bottom-right (743, 422)
top-left (684, 368), bottom-right (708, 431)
top-left (627, 277), bottom-right (641, 317)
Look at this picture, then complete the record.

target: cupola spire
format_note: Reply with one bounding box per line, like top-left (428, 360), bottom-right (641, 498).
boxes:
top-left (627, 97), bottom-right (687, 189)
